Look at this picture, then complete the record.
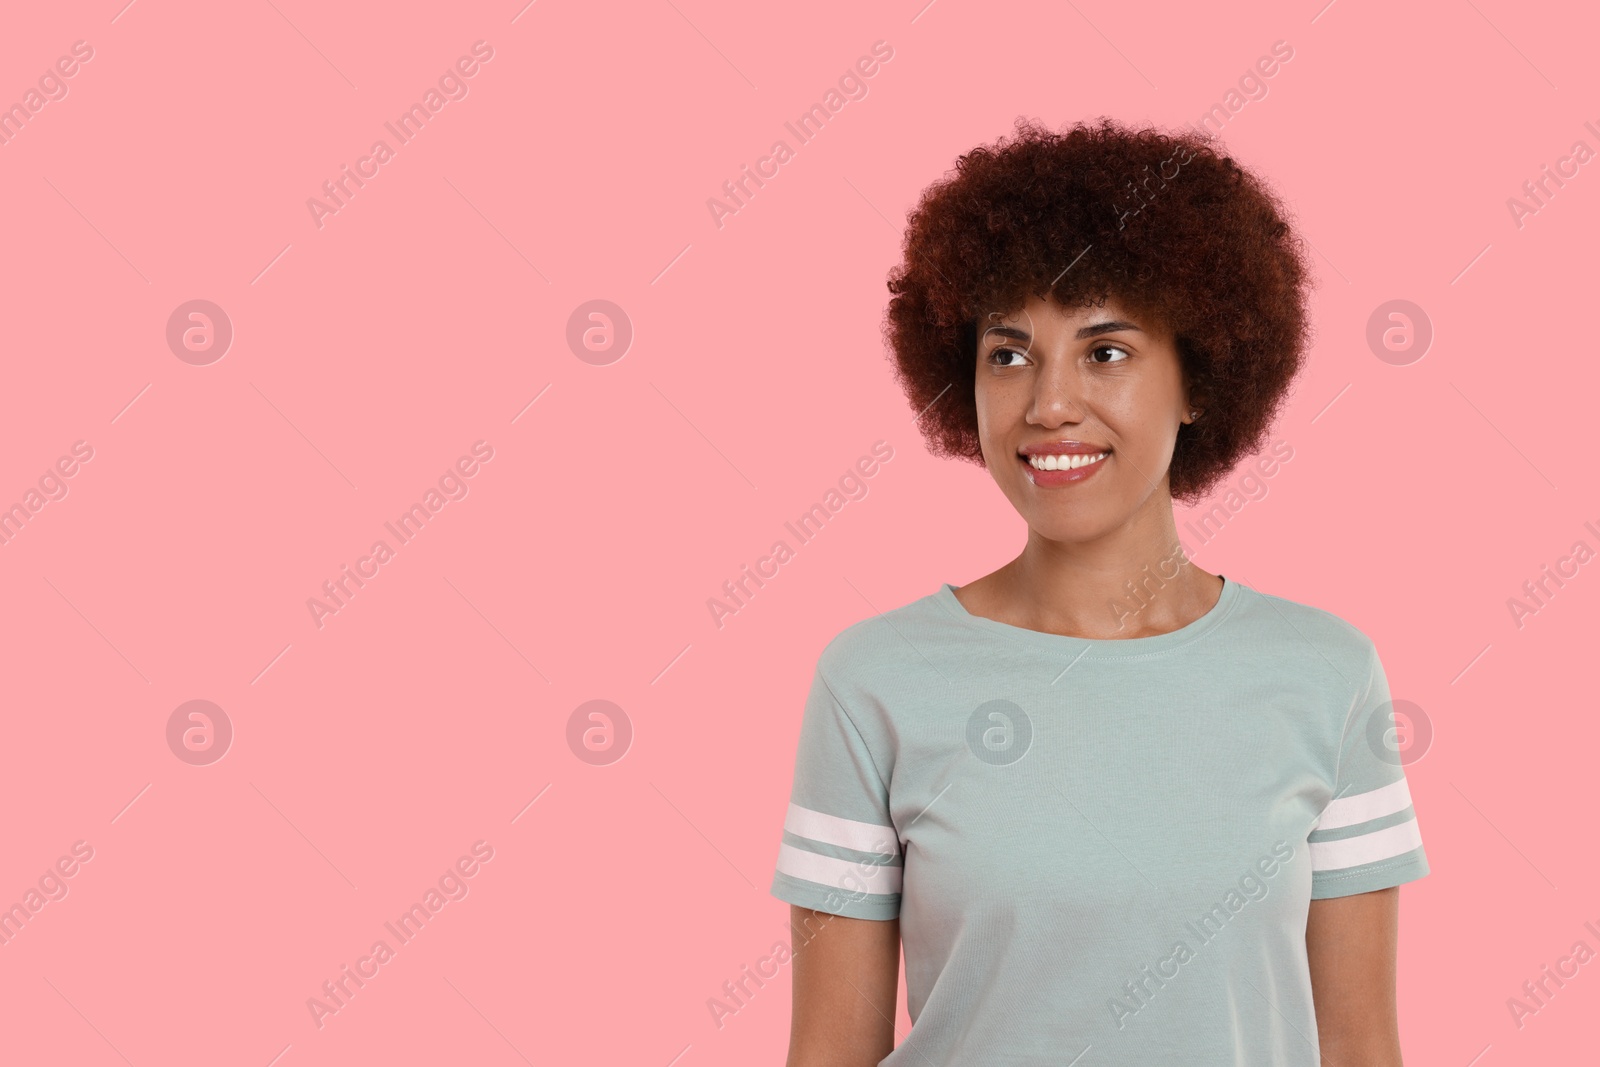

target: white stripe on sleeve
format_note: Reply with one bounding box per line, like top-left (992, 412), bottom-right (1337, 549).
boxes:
top-left (784, 802), bottom-right (899, 856)
top-left (1314, 778), bottom-right (1412, 831)
top-left (1309, 817), bottom-right (1423, 872)
top-left (776, 842), bottom-right (903, 895)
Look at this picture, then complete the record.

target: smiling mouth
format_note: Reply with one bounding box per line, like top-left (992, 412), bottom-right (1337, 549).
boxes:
top-left (1020, 451), bottom-right (1110, 471)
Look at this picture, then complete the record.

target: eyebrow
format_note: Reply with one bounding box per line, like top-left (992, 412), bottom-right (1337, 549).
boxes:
top-left (980, 319), bottom-right (1145, 343)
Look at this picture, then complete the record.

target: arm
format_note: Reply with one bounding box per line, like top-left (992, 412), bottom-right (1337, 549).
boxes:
top-left (1305, 886), bottom-right (1403, 1066)
top-left (786, 905), bottom-right (900, 1067)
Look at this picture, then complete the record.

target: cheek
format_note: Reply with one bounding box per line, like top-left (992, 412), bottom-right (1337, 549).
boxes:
top-left (975, 400), bottom-right (1024, 470)
top-left (972, 382), bottom-right (999, 453)
top-left (1104, 382), bottom-right (1180, 439)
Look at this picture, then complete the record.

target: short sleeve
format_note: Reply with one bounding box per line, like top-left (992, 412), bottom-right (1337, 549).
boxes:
top-left (1309, 641), bottom-right (1430, 899)
top-left (769, 664), bottom-right (903, 920)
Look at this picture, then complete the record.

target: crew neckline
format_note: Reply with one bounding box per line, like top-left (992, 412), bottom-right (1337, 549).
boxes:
top-left (934, 573), bottom-right (1243, 658)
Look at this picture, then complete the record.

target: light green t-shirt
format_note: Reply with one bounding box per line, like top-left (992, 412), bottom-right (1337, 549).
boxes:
top-left (771, 574), bottom-right (1429, 1064)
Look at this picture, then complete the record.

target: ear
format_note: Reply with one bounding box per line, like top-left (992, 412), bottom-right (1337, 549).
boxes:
top-left (1173, 336), bottom-right (1207, 423)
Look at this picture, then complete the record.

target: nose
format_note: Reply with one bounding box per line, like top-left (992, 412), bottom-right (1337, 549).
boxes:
top-left (1027, 357), bottom-right (1087, 428)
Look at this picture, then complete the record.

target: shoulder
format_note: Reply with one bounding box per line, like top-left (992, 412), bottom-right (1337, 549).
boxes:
top-left (1229, 581), bottom-right (1381, 682)
top-left (811, 586), bottom-right (950, 697)
top-left (1236, 583), bottom-right (1375, 647)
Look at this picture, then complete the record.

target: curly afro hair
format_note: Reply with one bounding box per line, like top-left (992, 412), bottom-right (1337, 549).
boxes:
top-left (883, 116), bottom-right (1312, 504)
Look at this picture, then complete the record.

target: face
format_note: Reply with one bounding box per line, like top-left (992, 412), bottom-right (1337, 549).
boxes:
top-left (974, 292), bottom-right (1196, 543)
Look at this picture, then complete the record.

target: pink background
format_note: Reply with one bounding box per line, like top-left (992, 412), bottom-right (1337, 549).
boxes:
top-left (2, 0), bottom-right (1596, 1063)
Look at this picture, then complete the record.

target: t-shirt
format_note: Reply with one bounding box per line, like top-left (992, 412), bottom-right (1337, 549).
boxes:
top-left (770, 574), bottom-right (1429, 1065)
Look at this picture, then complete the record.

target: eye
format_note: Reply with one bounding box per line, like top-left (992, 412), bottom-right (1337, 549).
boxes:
top-left (1089, 344), bottom-right (1131, 364)
top-left (986, 345), bottom-right (1029, 368)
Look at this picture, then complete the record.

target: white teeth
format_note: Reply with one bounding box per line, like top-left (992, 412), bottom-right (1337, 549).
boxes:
top-left (1026, 451), bottom-right (1107, 471)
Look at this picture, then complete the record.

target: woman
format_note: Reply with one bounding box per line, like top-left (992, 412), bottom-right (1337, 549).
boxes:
top-left (769, 118), bottom-right (1429, 1065)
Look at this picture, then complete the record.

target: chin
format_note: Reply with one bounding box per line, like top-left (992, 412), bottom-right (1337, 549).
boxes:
top-left (1004, 492), bottom-right (1116, 535)
top-left (1024, 514), bottom-right (1120, 543)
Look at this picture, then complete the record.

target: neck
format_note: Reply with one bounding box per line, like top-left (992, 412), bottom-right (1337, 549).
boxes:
top-left (1002, 492), bottom-right (1217, 640)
